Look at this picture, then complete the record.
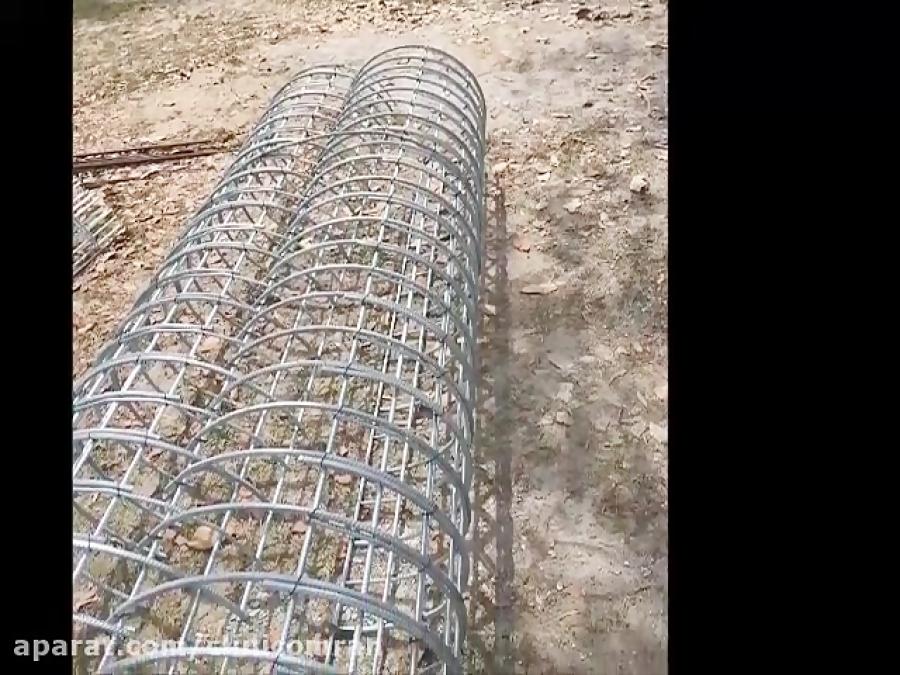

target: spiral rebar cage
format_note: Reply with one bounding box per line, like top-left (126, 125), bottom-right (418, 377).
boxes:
top-left (73, 47), bottom-right (486, 675)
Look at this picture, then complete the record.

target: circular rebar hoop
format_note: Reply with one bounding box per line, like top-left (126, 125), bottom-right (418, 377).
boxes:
top-left (73, 47), bottom-right (486, 675)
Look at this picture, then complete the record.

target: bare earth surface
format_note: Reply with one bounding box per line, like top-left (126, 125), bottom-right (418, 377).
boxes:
top-left (74, 1), bottom-right (668, 672)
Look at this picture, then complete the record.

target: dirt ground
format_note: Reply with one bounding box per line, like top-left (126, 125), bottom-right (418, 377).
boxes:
top-left (74, 1), bottom-right (668, 672)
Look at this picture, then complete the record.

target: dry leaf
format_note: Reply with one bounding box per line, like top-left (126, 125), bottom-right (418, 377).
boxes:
top-left (521, 282), bottom-right (558, 295)
top-left (134, 471), bottom-right (160, 498)
top-left (492, 161), bottom-right (509, 175)
top-left (483, 303), bottom-right (497, 317)
top-left (198, 335), bottom-right (224, 359)
top-left (74, 588), bottom-right (100, 613)
top-left (513, 234), bottom-right (532, 252)
top-left (291, 518), bottom-right (308, 535)
top-left (628, 421), bottom-right (648, 438)
top-left (225, 519), bottom-right (243, 537)
top-left (334, 473), bottom-right (354, 486)
top-left (186, 525), bottom-right (216, 551)
top-left (268, 622), bottom-right (282, 649)
top-left (548, 352), bottom-right (574, 370)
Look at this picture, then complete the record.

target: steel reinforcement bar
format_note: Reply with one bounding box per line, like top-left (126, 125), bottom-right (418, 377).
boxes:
top-left (72, 47), bottom-right (486, 675)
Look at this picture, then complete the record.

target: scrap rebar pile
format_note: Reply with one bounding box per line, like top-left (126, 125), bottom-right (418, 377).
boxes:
top-left (72, 46), bottom-right (486, 675)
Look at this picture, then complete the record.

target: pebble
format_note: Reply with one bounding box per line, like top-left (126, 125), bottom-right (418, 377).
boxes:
top-left (555, 410), bottom-right (573, 426)
top-left (629, 174), bottom-right (650, 193)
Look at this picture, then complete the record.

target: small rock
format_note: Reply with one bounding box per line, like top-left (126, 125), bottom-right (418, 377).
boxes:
top-left (492, 161), bottom-right (509, 175)
top-left (563, 198), bottom-right (582, 214)
top-left (482, 396), bottom-right (497, 415)
top-left (629, 174), bottom-right (650, 193)
top-left (623, 560), bottom-right (631, 567)
top-left (555, 410), bottom-right (573, 426)
top-left (647, 422), bottom-right (668, 444)
top-left (586, 52), bottom-right (599, 59)
top-left (654, 383), bottom-right (668, 401)
top-left (555, 382), bottom-right (575, 403)
top-left (483, 303), bottom-right (497, 317)
top-left (556, 581), bottom-right (564, 591)
top-left (521, 282), bottom-right (558, 295)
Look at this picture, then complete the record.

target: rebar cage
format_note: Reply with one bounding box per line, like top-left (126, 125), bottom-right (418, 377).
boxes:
top-left (72, 47), bottom-right (486, 675)
top-left (73, 179), bottom-right (125, 276)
